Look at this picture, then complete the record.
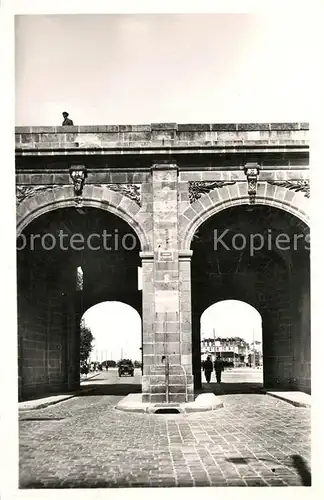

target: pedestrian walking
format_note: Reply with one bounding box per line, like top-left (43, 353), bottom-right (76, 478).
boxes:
top-left (214, 355), bottom-right (224, 383)
top-left (203, 356), bottom-right (213, 383)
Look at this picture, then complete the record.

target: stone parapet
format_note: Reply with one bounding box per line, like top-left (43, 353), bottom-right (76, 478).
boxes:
top-left (15, 122), bottom-right (309, 153)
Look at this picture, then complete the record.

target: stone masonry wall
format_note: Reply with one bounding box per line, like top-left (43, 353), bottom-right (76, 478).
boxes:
top-left (17, 258), bottom-right (77, 401)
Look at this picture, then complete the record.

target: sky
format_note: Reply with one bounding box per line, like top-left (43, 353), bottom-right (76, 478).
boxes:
top-left (201, 300), bottom-right (262, 344)
top-left (83, 300), bottom-right (261, 362)
top-left (15, 12), bottom-right (311, 126)
top-left (82, 302), bottom-right (142, 362)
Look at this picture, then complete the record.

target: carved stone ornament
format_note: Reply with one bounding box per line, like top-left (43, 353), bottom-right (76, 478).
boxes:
top-left (106, 184), bottom-right (141, 206)
top-left (16, 185), bottom-right (60, 205)
top-left (69, 164), bottom-right (87, 196)
top-left (244, 163), bottom-right (260, 204)
top-left (188, 181), bottom-right (236, 204)
top-left (267, 180), bottom-right (310, 199)
top-left (74, 196), bottom-right (84, 208)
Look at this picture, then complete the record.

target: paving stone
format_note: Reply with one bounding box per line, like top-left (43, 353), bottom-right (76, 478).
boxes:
top-left (19, 392), bottom-right (311, 488)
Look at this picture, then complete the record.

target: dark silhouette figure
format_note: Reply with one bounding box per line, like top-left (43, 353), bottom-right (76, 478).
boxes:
top-left (214, 355), bottom-right (224, 383)
top-left (62, 111), bottom-right (74, 126)
top-left (203, 356), bottom-right (213, 383)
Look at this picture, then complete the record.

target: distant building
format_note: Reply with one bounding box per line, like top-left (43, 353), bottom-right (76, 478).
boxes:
top-left (201, 337), bottom-right (250, 367)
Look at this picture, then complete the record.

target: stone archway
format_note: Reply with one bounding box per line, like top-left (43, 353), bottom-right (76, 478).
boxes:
top-left (16, 184), bottom-right (152, 252)
top-left (180, 181), bottom-right (309, 251)
top-left (189, 202), bottom-right (310, 393)
top-left (16, 202), bottom-right (144, 401)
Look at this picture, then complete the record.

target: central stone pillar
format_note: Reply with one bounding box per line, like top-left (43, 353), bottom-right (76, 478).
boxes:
top-left (141, 163), bottom-right (194, 403)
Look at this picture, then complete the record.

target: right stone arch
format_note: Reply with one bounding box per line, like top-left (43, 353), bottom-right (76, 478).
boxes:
top-left (188, 196), bottom-right (310, 394)
top-left (180, 181), bottom-right (309, 251)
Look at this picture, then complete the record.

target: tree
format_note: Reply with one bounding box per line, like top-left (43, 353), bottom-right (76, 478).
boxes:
top-left (80, 325), bottom-right (94, 364)
top-left (103, 360), bottom-right (116, 367)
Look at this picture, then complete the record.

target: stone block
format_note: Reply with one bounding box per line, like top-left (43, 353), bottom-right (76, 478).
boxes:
top-left (16, 173), bottom-right (32, 184)
top-left (169, 385), bottom-right (188, 394)
top-left (183, 206), bottom-right (198, 221)
top-left (237, 123), bottom-right (270, 131)
top-left (208, 189), bottom-right (223, 203)
top-left (154, 312), bottom-right (178, 322)
top-left (30, 174), bottom-right (46, 184)
top-left (284, 189), bottom-right (296, 203)
top-left (180, 354), bottom-right (192, 365)
top-left (141, 182), bottom-right (153, 194)
top-left (152, 320), bottom-right (174, 334)
top-left (199, 194), bottom-right (213, 209)
top-left (270, 123), bottom-right (299, 130)
top-left (110, 172), bottom-right (128, 183)
top-left (52, 173), bottom-right (70, 184)
top-left (154, 332), bottom-right (180, 343)
top-left (20, 134), bottom-right (35, 144)
top-left (142, 343), bottom-right (155, 355)
top-left (153, 342), bottom-right (180, 355)
top-left (178, 124), bottom-right (210, 131)
top-left (179, 172), bottom-right (203, 182)
top-left (154, 290), bottom-right (179, 312)
top-left (180, 342), bottom-right (192, 355)
top-left (143, 355), bottom-right (155, 365)
top-left (150, 384), bottom-right (169, 394)
top-left (151, 123), bottom-right (177, 130)
top-left (149, 393), bottom-right (169, 403)
top-left (169, 393), bottom-right (186, 403)
top-left (122, 132), bottom-right (151, 142)
top-left (211, 123), bottom-right (237, 131)
top-left (168, 354), bottom-right (181, 365)
top-left (179, 280), bottom-right (191, 292)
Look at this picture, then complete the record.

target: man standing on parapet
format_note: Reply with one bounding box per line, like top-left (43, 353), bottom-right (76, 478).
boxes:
top-left (62, 111), bottom-right (74, 126)
top-left (214, 355), bottom-right (224, 383)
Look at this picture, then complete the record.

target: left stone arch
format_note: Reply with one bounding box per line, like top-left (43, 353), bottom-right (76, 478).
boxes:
top-left (16, 184), bottom-right (152, 251)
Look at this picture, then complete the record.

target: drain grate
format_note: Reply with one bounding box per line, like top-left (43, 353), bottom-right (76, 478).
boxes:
top-left (150, 403), bottom-right (184, 414)
top-left (154, 408), bottom-right (181, 414)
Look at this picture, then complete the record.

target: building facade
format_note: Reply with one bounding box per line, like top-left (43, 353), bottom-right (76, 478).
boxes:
top-left (16, 122), bottom-right (310, 402)
top-left (201, 337), bottom-right (250, 366)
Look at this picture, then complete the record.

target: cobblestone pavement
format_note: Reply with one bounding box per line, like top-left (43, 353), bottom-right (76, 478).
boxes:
top-left (19, 372), bottom-right (311, 488)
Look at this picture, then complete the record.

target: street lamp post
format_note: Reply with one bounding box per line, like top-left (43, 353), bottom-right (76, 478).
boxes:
top-left (252, 327), bottom-right (256, 368)
top-left (213, 328), bottom-right (217, 361)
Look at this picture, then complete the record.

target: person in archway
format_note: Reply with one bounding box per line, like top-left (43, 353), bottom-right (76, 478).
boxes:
top-left (203, 356), bottom-right (213, 383)
top-left (214, 355), bottom-right (224, 383)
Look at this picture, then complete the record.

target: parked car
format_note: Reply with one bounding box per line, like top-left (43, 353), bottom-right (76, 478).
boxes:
top-left (118, 360), bottom-right (134, 377)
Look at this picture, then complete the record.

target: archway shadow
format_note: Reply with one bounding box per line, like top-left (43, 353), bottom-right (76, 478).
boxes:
top-left (197, 381), bottom-right (264, 395)
top-left (78, 383), bottom-right (142, 396)
top-left (224, 454), bottom-right (311, 486)
top-left (291, 454), bottom-right (312, 486)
